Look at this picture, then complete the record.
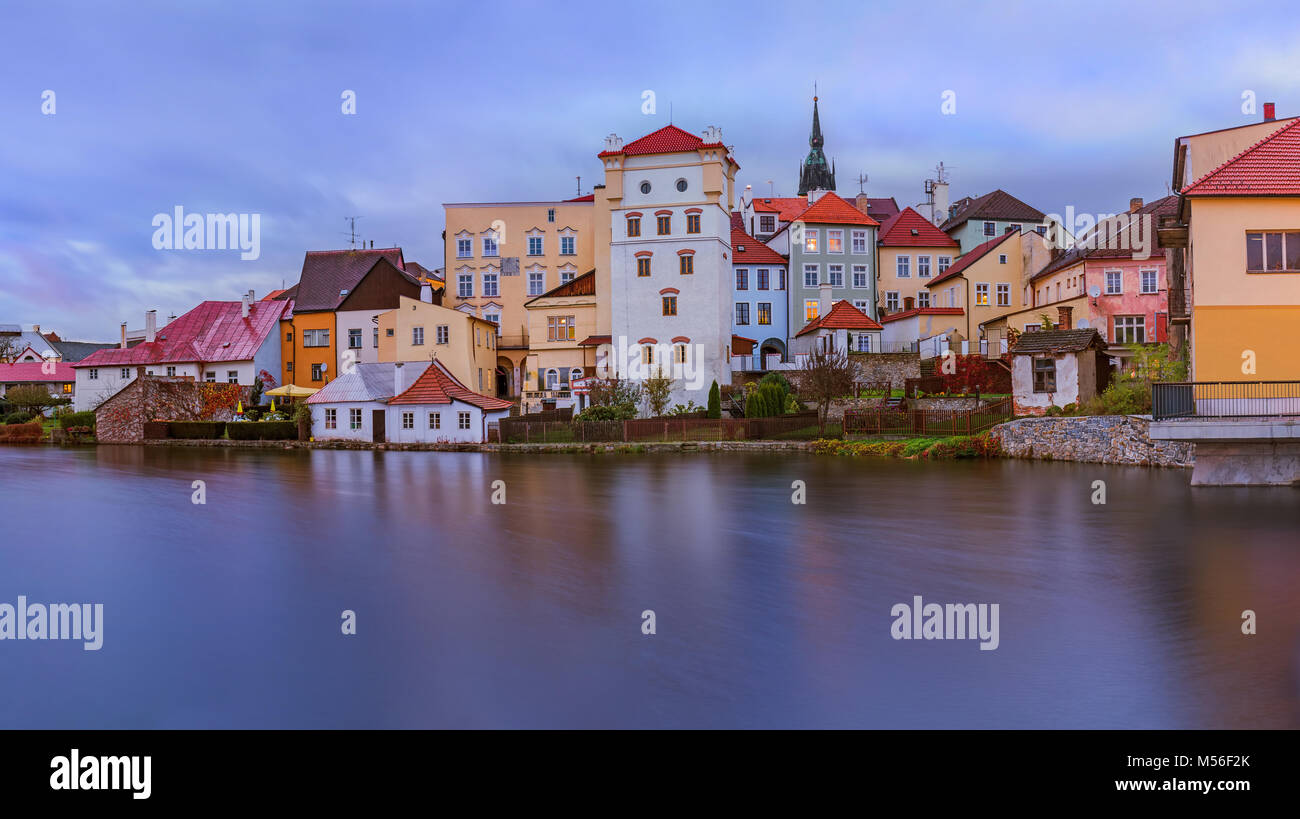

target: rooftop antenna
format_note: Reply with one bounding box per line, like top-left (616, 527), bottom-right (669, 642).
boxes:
top-left (857, 173), bottom-right (868, 194)
top-left (343, 216), bottom-right (363, 249)
top-left (576, 176), bottom-right (582, 197)
top-left (767, 180), bottom-right (774, 197)
top-left (669, 102), bottom-right (673, 124)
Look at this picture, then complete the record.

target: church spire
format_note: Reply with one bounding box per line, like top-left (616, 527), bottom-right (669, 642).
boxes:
top-left (797, 95), bottom-right (836, 196)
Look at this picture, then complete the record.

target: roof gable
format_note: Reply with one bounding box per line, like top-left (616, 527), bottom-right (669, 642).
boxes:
top-left (879, 207), bottom-right (961, 247)
top-left (796, 299), bottom-right (883, 336)
top-left (1011, 328), bottom-right (1106, 354)
top-left (599, 124), bottom-right (724, 157)
top-left (1182, 118), bottom-right (1300, 196)
top-left (793, 192), bottom-right (879, 227)
top-left (389, 359), bottom-right (513, 410)
top-left (292, 248), bottom-right (406, 312)
top-left (730, 227), bottom-right (787, 265)
top-left (926, 230), bottom-right (1019, 286)
top-left (940, 190), bottom-right (1045, 231)
top-left (74, 300), bottom-right (289, 369)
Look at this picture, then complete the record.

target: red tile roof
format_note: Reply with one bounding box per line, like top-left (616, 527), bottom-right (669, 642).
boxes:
top-left (926, 229), bottom-right (1020, 286)
top-left (566, 193), bottom-right (595, 202)
top-left (73, 300), bottom-right (290, 368)
top-left (261, 289), bottom-right (288, 301)
top-left (1182, 117), bottom-right (1300, 196)
top-left (879, 307), bottom-right (964, 324)
top-left (751, 196), bottom-right (809, 222)
top-left (598, 124), bottom-right (725, 157)
top-left (578, 335), bottom-right (611, 347)
top-left (389, 359), bottom-right (513, 411)
top-left (0, 362), bottom-right (75, 382)
top-left (792, 192), bottom-right (879, 226)
top-left (796, 300), bottom-right (883, 336)
top-left (879, 207), bottom-right (961, 247)
top-left (730, 227), bottom-right (787, 265)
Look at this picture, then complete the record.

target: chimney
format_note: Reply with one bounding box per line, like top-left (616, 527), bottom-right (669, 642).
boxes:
top-left (241, 292), bottom-right (250, 318)
top-left (420, 282), bottom-right (433, 304)
top-left (603, 133), bottom-right (624, 152)
top-left (120, 322), bottom-right (127, 349)
top-left (808, 188), bottom-right (827, 205)
top-left (903, 296), bottom-right (915, 311)
top-left (394, 362), bottom-right (405, 396)
top-left (931, 179), bottom-right (949, 227)
top-left (145, 310), bottom-right (157, 343)
top-left (1264, 102), bottom-right (1276, 121)
top-left (854, 193), bottom-right (870, 215)
top-left (818, 282), bottom-right (832, 319)
top-left (32, 324), bottom-right (39, 333)
top-left (701, 125), bottom-right (722, 143)
top-left (1057, 306), bottom-right (1073, 330)
top-left (1129, 197), bottom-right (1143, 214)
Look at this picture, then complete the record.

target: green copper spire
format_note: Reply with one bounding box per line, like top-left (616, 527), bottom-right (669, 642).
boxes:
top-left (798, 96), bottom-right (836, 196)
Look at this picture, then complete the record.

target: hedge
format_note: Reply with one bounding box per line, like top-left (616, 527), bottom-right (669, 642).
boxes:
top-left (226, 420), bottom-right (298, 440)
top-left (168, 421), bottom-right (226, 439)
top-left (0, 421), bottom-right (43, 443)
top-left (2, 411), bottom-right (35, 425)
top-left (59, 411), bottom-right (97, 430)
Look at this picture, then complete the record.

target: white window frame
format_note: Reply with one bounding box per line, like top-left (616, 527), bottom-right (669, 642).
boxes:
top-left (1105, 270), bottom-right (1123, 295)
top-left (458, 411), bottom-right (471, 430)
top-left (885, 291), bottom-right (900, 312)
top-left (803, 228), bottom-right (819, 254)
top-left (852, 264), bottom-right (868, 288)
top-left (1140, 269), bottom-right (1158, 294)
top-left (803, 263), bottom-right (819, 288)
top-left (851, 229), bottom-right (868, 253)
top-left (896, 255), bottom-right (910, 278)
top-left (827, 264), bottom-right (844, 288)
top-left (826, 228), bottom-right (844, 254)
top-left (996, 283), bottom-right (1010, 307)
top-left (917, 255), bottom-right (931, 278)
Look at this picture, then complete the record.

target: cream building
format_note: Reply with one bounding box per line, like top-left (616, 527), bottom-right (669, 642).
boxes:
top-left (376, 291), bottom-right (500, 397)
top-left (522, 270), bottom-right (598, 413)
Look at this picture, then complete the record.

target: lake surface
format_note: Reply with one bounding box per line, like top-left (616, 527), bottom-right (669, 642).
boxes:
top-left (0, 445), bottom-right (1297, 728)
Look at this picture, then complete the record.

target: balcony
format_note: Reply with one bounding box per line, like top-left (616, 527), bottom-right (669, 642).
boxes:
top-left (496, 335), bottom-right (529, 349)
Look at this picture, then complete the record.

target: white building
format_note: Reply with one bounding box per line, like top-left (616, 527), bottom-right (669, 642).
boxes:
top-left (598, 124), bottom-right (738, 405)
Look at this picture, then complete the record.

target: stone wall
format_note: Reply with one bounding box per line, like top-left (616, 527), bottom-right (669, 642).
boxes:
top-left (849, 352), bottom-right (920, 391)
top-left (991, 415), bottom-right (1194, 467)
top-left (95, 377), bottom-right (250, 443)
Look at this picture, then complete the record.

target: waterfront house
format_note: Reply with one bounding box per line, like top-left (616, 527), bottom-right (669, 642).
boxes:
top-left (522, 270), bottom-right (598, 412)
top-left (729, 215), bottom-right (790, 370)
top-left (940, 189), bottom-right (1047, 253)
top-left (792, 290), bottom-right (883, 357)
top-left (782, 190), bottom-right (881, 340)
top-left (307, 360), bottom-right (511, 443)
top-left (376, 286), bottom-right (499, 398)
top-left (0, 361), bottom-right (75, 405)
top-left (876, 207), bottom-right (962, 323)
top-left (1009, 327), bottom-right (1109, 415)
top-left (72, 296), bottom-right (288, 412)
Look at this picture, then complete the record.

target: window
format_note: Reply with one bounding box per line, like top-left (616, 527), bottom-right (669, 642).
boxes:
top-left (983, 221), bottom-right (996, 236)
top-left (736, 268), bottom-right (749, 290)
top-left (1024, 323), bottom-right (1041, 333)
top-left (1009, 223), bottom-right (1022, 233)
top-left (627, 216), bottom-right (641, 237)
top-left (311, 363), bottom-right (323, 381)
top-left (1105, 271), bottom-right (1122, 294)
top-left (938, 256), bottom-right (952, 273)
top-left (778, 269), bottom-right (787, 290)
top-left (757, 268), bottom-right (769, 290)
top-left (429, 412), bottom-right (440, 430)
top-left (484, 312), bottom-right (500, 333)
top-left (996, 283), bottom-right (1010, 307)
top-left (676, 178), bottom-right (688, 192)
top-left (526, 270), bottom-right (544, 295)
top-left (852, 264), bottom-right (868, 288)
top-left (640, 181), bottom-right (652, 195)
top-left (735, 302), bottom-right (749, 325)
top-left (673, 345), bottom-right (687, 364)
top-left (1246, 231), bottom-right (1300, 271)
top-left (545, 368), bottom-right (559, 390)
top-left (204, 371), bottom-right (215, 382)
top-left (436, 325), bottom-right (449, 344)
top-left (803, 264), bottom-right (819, 287)
top-left (482, 273), bottom-right (499, 297)
top-left (998, 254), bottom-right (1008, 264)
top-left (166, 366), bottom-right (176, 377)
top-left (1114, 315), bottom-right (1146, 344)
top-left (1035, 225), bottom-right (1047, 236)
top-left (226, 370), bottom-right (238, 384)
top-left (412, 327), bottom-right (424, 346)
top-left (641, 345), bottom-right (654, 365)
top-left (760, 215), bottom-right (776, 233)
top-left (560, 236), bottom-right (575, 255)
top-left (456, 237), bottom-right (472, 258)
top-left (827, 264), bottom-right (844, 287)
top-left (303, 329), bottom-right (330, 347)
top-left (1032, 357), bottom-right (1056, 393)
top-left (373, 327), bottom-right (379, 348)
top-left (885, 291), bottom-right (900, 312)
top-left (349, 408), bottom-right (362, 429)
top-left (286, 331), bottom-right (293, 342)
top-left (482, 235), bottom-right (499, 257)
top-left (851, 230), bottom-right (867, 253)
top-left (637, 257), bottom-right (651, 277)
top-left (458, 411), bottom-right (472, 430)
top-left (975, 283), bottom-right (989, 306)
top-left (663, 296), bottom-right (678, 316)
top-left (478, 369), bottom-right (484, 390)
top-left (547, 208), bottom-right (555, 223)
top-left (916, 291), bottom-right (931, 308)
top-left (457, 273), bottom-right (473, 298)
top-left (853, 299), bottom-right (870, 313)
top-left (325, 408), bottom-right (337, 429)
top-left (757, 303), bottom-right (771, 325)
top-left (855, 333), bottom-right (872, 352)
top-left (348, 329), bottom-right (362, 349)
top-left (679, 255), bottom-right (693, 275)
top-left (827, 229), bottom-right (844, 253)
top-left (686, 214), bottom-right (700, 234)
top-left (527, 236), bottom-right (543, 256)
top-left (402, 412), bottom-right (414, 430)
top-left (805, 300), bottom-right (819, 321)
top-left (657, 215), bottom-right (671, 235)
top-left (804, 229), bottom-right (819, 253)
top-left (896, 256), bottom-right (910, 278)
top-left (547, 315), bottom-right (576, 341)
top-left (1140, 269), bottom-right (1158, 294)
top-left (917, 255), bottom-right (931, 278)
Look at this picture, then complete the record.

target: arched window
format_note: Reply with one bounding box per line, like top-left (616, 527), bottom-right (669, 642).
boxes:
top-left (545, 368), bottom-right (559, 390)
top-left (570, 367), bottom-right (583, 383)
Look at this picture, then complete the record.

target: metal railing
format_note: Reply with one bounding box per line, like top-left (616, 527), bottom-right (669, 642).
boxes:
top-left (1152, 381), bottom-right (1300, 420)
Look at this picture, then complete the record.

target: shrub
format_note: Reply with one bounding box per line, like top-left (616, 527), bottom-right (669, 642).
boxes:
top-left (1081, 380), bottom-right (1151, 415)
top-left (0, 421), bottom-right (43, 443)
top-left (226, 420), bottom-right (298, 440)
top-left (58, 411), bottom-right (97, 430)
top-left (759, 371), bottom-right (794, 396)
top-left (3, 411), bottom-right (35, 425)
top-left (575, 403), bottom-right (636, 422)
top-left (707, 381), bottom-right (721, 419)
top-left (168, 421), bottom-right (226, 439)
top-left (244, 408), bottom-right (262, 422)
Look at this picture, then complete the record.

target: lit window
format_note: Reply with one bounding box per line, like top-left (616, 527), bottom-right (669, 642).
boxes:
top-left (975, 283), bottom-right (989, 306)
top-left (804, 229), bottom-right (819, 253)
top-left (827, 229), bottom-right (844, 253)
top-left (757, 303), bottom-right (771, 325)
top-left (805, 300), bottom-right (819, 321)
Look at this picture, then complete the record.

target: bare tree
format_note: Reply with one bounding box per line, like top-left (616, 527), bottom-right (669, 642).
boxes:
top-left (794, 347), bottom-right (857, 435)
top-left (0, 336), bottom-right (18, 363)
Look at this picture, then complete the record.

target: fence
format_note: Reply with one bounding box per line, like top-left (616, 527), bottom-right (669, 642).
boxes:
top-left (1152, 381), bottom-right (1300, 421)
top-left (497, 411), bottom-right (823, 443)
top-left (842, 398), bottom-right (1013, 437)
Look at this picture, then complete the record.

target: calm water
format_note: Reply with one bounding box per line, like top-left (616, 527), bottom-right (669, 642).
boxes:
top-left (0, 445), bottom-right (1297, 728)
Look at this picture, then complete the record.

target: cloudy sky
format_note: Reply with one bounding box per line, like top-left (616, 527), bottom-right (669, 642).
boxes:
top-left (3, 0), bottom-right (1298, 340)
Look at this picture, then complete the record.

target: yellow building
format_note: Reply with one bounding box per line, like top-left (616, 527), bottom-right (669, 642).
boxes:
top-left (442, 197), bottom-right (596, 397)
top-left (1178, 116), bottom-right (1300, 380)
top-left (922, 229), bottom-right (1041, 343)
top-left (876, 207), bottom-right (961, 315)
top-left (522, 270), bottom-right (598, 412)
top-left (376, 294), bottom-right (501, 397)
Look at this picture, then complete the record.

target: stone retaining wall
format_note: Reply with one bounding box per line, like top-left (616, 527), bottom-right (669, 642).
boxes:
top-left (137, 438), bottom-right (815, 454)
top-left (991, 415), bottom-right (1195, 467)
top-left (849, 352), bottom-right (920, 391)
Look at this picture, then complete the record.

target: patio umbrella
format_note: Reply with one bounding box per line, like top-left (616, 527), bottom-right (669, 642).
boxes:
top-left (265, 384), bottom-right (320, 398)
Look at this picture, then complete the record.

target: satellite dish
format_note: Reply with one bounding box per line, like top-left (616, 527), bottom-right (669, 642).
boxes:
top-left (1088, 285), bottom-right (1101, 298)
top-left (1077, 318), bottom-right (1090, 328)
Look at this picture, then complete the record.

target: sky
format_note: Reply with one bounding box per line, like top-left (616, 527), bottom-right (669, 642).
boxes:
top-left (3, 0), bottom-right (1299, 340)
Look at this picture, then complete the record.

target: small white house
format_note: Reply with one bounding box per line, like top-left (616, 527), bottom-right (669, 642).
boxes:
top-left (792, 291), bottom-right (883, 358)
top-left (308, 359), bottom-right (511, 443)
top-left (1009, 328), bottom-right (1110, 415)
